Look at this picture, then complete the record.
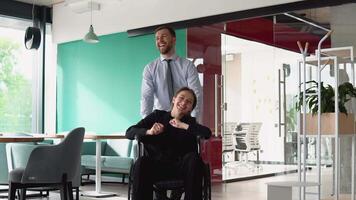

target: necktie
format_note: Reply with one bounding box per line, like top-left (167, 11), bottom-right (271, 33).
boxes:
top-left (165, 59), bottom-right (174, 101)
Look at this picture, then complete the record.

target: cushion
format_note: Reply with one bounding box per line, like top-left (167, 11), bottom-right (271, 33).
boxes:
top-left (81, 155), bottom-right (105, 168)
top-left (102, 156), bottom-right (133, 173)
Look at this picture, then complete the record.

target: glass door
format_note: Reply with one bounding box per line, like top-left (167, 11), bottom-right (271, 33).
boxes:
top-left (221, 33), bottom-right (301, 181)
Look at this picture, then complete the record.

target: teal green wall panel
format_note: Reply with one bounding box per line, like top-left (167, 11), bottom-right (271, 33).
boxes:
top-left (57, 30), bottom-right (187, 133)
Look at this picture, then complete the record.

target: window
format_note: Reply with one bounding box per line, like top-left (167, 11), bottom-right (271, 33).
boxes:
top-left (0, 16), bottom-right (43, 132)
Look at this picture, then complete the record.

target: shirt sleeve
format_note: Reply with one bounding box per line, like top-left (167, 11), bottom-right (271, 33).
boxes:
top-left (186, 62), bottom-right (203, 123)
top-left (140, 65), bottom-right (155, 118)
top-left (126, 111), bottom-right (158, 140)
top-left (186, 120), bottom-right (212, 139)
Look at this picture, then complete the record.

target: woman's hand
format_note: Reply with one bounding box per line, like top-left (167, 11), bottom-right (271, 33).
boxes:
top-left (146, 123), bottom-right (164, 135)
top-left (169, 118), bottom-right (189, 130)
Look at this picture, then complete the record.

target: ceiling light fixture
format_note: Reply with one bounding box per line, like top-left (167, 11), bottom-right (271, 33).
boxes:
top-left (83, 1), bottom-right (100, 43)
top-left (24, 0), bottom-right (41, 50)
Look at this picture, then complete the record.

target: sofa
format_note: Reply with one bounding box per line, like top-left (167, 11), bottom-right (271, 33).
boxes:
top-left (0, 144), bottom-right (9, 185)
top-left (81, 138), bottom-right (135, 183)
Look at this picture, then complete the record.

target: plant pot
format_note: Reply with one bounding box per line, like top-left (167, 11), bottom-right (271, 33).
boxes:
top-left (301, 113), bottom-right (355, 135)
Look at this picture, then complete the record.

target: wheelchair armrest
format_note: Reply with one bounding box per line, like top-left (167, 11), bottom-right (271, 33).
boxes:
top-left (196, 135), bottom-right (209, 155)
top-left (134, 135), bottom-right (144, 158)
top-left (135, 134), bottom-right (207, 157)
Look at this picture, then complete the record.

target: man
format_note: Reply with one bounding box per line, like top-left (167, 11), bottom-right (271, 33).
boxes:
top-left (141, 26), bottom-right (202, 122)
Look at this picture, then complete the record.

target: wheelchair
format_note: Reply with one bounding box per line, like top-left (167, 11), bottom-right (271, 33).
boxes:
top-left (127, 136), bottom-right (211, 200)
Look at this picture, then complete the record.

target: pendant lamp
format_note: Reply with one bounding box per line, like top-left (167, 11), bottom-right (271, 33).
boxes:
top-left (83, 1), bottom-right (99, 43)
top-left (25, 1), bottom-right (41, 49)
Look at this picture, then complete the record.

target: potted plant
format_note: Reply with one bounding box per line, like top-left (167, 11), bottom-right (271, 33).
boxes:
top-left (296, 80), bottom-right (356, 135)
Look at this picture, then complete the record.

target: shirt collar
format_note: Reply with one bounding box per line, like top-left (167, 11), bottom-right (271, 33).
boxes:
top-left (160, 54), bottom-right (178, 62)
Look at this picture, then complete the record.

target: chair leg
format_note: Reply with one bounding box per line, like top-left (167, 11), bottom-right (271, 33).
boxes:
top-left (60, 174), bottom-right (69, 200)
top-left (128, 181), bottom-right (131, 200)
top-left (8, 183), bottom-right (17, 200)
top-left (16, 189), bottom-right (20, 200)
top-left (128, 164), bottom-right (134, 200)
top-left (20, 189), bottom-right (26, 200)
top-left (122, 174), bottom-right (126, 183)
top-left (203, 164), bottom-right (211, 200)
top-left (60, 184), bottom-right (68, 200)
top-left (67, 182), bottom-right (74, 200)
top-left (75, 187), bottom-right (79, 200)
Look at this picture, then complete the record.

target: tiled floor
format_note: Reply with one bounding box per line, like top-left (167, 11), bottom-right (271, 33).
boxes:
top-left (0, 167), bottom-right (349, 200)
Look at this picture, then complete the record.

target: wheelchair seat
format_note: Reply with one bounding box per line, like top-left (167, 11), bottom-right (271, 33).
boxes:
top-left (128, 136), bottom-right (211, 200)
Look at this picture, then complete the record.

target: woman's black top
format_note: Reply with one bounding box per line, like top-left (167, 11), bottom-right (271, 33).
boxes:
top-left (126, 110), bottom-right (211, 162)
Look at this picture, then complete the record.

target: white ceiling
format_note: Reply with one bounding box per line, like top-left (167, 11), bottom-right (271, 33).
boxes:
top-left (14, 0), bottom-right (121, 7)
top-left (14, 0), bottom-right (64, 7)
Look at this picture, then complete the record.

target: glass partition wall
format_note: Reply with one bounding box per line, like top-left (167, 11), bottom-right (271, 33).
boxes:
top-left (188, 2), bottom-right (356, 183)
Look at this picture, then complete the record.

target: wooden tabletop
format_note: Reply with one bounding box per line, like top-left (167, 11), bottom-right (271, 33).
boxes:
top-left (84, 134), bottom-right (126, 140)
top-left (44, 134), bottom-right (126, 140)
top-left (31, 134), bottom-right (65, 139)
top-left (0, 136), bottom-right (44, 143)
top-left (0, 133), bottom-right (126, 142)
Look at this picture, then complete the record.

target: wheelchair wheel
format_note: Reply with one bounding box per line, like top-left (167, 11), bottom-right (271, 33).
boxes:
top-left (203, 163), bottom-right (211, 200)
top-left (128, 164), bottom-right (134, 200)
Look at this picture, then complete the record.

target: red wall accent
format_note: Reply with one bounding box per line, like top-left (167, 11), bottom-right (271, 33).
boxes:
top-left (226, 18), bottom-right (331, 54)
top-left (187, 25), bottom-right (223, 130)
top-left (188, 25), bottom-right (223, 182)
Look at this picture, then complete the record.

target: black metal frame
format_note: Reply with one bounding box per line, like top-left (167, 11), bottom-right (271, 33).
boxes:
top-left (0, 0), bottom-right (51, 23)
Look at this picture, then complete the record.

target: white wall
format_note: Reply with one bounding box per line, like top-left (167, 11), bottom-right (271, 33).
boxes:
top-left (52, 0), bottom-right (302, 43)
top-left (225, 54), bottom-right (242, 123)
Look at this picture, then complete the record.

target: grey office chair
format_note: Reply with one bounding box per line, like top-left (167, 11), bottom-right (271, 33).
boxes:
top-left (7, 127), bottom-right (85, 200)
top-left (232, 123), bottom-right (262, 169)
top-left (6, 143), bottom-right (82, 199)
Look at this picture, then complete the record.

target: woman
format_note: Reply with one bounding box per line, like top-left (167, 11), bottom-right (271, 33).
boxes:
top-left (126, 87), bottom-right (211, 200)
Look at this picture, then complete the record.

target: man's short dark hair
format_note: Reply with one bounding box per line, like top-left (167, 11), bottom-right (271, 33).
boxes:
top-left (154, 26), bottom-right (176, 38)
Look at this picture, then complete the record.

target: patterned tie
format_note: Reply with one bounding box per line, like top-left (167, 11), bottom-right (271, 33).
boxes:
top-left (165, 59), bottom-right (174, 101)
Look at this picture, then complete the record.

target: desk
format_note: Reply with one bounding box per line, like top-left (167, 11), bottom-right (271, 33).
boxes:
top-left (0, 136), bottom-right (44, 143)
top-left (32, 134), bottom-right (65, 139)
top-left (82, 134), bottom-right (126, 198)
top-left (0, 133), bottom-right (64, 142)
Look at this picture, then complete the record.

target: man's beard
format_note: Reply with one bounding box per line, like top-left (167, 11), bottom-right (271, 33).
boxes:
top-left (159, 44), bottom-right (172, 54)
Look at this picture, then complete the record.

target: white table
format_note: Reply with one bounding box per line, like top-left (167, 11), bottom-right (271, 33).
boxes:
top-left (81, 134), bottom-right (126, 198)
